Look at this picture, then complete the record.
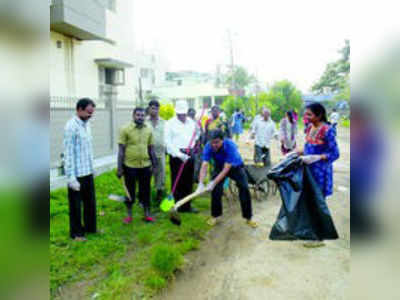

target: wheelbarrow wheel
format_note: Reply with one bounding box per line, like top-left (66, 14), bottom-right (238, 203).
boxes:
top-left (254, 179), bottom-right (270, 201)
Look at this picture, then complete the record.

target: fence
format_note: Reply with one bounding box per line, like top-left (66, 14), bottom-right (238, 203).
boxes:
top-left (50, 96), bottom-right (135, 169)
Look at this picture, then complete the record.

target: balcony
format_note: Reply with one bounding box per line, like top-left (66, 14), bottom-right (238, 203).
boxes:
top-left (50, 0), bottom-right (107, 41)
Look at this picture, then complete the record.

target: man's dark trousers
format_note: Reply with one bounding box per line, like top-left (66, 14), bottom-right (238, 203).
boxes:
top-left (67, 174), bottom-right (96, 238)
top-left (211, 165), bottom-right (252, 219)
top-left (123, 166), bottom-right (151, 209)
top-left (169, 155), bottom-right (195, 212)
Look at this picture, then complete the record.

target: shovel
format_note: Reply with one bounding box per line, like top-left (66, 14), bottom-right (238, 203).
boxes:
top-left (160, 105), bottom-right (207, 212)
top-left (169, 189), bottom-right (207, 226)
top-left (108, 177), bottom-right (131, 202)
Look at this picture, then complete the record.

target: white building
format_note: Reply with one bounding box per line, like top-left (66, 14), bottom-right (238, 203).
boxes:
top-left (50, 0), bottom-right (136, 103)
top-left (152, 71), bottom-right (230, 110)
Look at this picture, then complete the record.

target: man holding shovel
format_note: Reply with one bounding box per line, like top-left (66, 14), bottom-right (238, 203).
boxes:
top-left (165, 100), bottom-right (200, 213)
top-left (117, 107), bottom-right (158, 223)
top-left (197, 130), bottom-right (258, 227)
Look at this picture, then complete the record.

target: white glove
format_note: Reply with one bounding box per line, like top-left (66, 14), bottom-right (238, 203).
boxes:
top-left (177, 152), bottom-right (190, 163)
top-left (68, 179), bottom-right (81, 191)
top-left (196, 182), bottom-right (206, 193)
top-left (206, 180), bottom-right (216, 192)
top-left (300, 155), bottom-right (323, 165)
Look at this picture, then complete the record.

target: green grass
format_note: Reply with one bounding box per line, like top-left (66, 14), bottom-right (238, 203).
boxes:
top-left (50, 165), bottom-right (211, 299)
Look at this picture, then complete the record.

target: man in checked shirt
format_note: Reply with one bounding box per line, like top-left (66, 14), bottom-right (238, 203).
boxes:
top-left (63, 98), bottom-right (96, 241)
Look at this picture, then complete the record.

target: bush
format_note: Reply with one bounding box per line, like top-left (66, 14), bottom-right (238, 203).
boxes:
top-left (145, 275), bottom-right (167, 290)
top-left (151, 245), bottom-right (182, 276)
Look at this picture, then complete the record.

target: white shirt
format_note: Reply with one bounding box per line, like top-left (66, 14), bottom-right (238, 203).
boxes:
top-left (165, 116), bottom-right (199, 157)
top-left (330, 112), bottom-right (340, 124)
top-left (251, 117), bottom-right (278, 148)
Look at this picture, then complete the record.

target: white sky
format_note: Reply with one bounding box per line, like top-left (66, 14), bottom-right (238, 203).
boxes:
top-left (133, 0), bottom-right (350, 93)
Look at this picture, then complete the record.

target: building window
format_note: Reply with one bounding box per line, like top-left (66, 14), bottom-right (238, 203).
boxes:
top-left (103, 68), bottom-right (125, 85)
top-left (107, 0), bottom-right (117, 12)
top-left (56, 40), bottom-right (62, 49)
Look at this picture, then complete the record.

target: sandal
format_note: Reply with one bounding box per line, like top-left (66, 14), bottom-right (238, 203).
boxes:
top-left (246, 220), bottom-right (258, 228)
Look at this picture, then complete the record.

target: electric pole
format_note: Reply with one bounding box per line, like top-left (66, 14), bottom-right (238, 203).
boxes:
top-left (226, 29), bottom-right (236, 106)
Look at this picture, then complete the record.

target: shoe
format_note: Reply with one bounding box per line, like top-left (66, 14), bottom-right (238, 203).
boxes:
top-left (123, 216), bottom-right (133, 224)
top-left (246, 219), bottom-right (258, 228)
top-left (303, 241), bottom-right (325, 248)
top-left (73, 236), bottom-right (87, 242)
top-left (207, 217), bottom-right (218, 226)
top-left (144, 216), bottom-right (155, 222)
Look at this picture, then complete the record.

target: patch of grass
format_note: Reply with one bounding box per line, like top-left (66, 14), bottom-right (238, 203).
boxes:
top-left (137, 231), bottom-right (153, 246)
top-left (151, 244), bottom-right (183, 276)
top-left (50, 166), bottom-right (211, 300)
top-left (145, 275), bottom-right (167, 290)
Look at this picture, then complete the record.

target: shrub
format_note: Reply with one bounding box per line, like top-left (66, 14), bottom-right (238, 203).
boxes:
top-left (151, 245), bottom-right (182, 276)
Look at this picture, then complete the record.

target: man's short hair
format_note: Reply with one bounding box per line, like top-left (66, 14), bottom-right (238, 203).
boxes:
top-left (148, 99), bottom-right (160, 107)
top-left (211, 105), bottom-right (220, 111)
top-left (133, 107), bottom-right (145, 114)
top-left (188, 108), bottom-right (196, 114)
top-left (210, 129), bottom-right (224, 140)
top-left (76, 98), bottom-right (96, 111)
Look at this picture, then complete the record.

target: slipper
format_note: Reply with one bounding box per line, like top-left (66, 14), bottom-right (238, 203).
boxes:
top-left (123, 216), bottom-right (133, 224)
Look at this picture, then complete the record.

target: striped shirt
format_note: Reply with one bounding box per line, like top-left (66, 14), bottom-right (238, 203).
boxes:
top-left (63, 116), bottom-right (94, 181)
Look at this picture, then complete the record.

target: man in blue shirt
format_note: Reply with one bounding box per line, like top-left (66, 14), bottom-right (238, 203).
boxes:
top-left (197, 130), bottom-right (257, 227)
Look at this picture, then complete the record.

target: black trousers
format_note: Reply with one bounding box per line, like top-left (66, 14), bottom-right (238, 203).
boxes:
top-left (123, 165), bottom-right (151, 209)
top-left (254, 145), bottom-right (271, 167)
top-left (211, 165), bottom-right (252, 219)
top-left (67, 174), bottom-right (96, 238)
top-left (169, 155), bottom-right (194, 212)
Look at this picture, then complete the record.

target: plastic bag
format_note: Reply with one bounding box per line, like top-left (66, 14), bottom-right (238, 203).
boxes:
top-left (267, 153), bottom-right (338, 240)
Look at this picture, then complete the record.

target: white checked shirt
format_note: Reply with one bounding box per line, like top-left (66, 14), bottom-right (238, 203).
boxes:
top-left (63, 116), bottom-right (94, 181)
top-left (165, 116), bottom-right (199, 157)
top-left (251, 117), bottom-right (278, 148)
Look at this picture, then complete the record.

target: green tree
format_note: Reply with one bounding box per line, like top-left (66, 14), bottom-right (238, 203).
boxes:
top-left (312, 39), bottom-right (350, 97)
top-left (225, 66), bottom-right (256, 90)
top-left (222, 80), bottom-right (302, 123)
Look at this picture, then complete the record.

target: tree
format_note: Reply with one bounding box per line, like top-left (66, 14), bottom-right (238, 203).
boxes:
top-left (225, 65), bottom-right (256, 90)
top-left (312, 39), bottom-right (350, 97)
top-left (222, 80), bottom-right (302, 122)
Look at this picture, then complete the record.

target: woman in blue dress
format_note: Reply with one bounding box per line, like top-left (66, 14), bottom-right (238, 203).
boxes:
top-left (298, 103), bottom-right (340, 246)
top-left (231, 109), bottom-right (245, 142)
top-left (299, 102), bottom-right (339, 197)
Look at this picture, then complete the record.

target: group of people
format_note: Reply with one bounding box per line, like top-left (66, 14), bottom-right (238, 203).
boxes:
top-left (63, 97), bottom-right (340, 243)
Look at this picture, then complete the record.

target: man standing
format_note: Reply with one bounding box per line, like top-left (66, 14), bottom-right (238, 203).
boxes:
top-left (197, 130), bottom-right (257, 228)
top-left (204, 105), bottom-right (231, 143)
top-left (250, 108), bottom-right (278, 166)
top-left (117, 107), bottom-right (158, 223)
top-left (165, 100), bottom-right (200, 213)
top-left (147, 100), bottom-right (166, 204)
top-left (329, 108), bottom-right (340, 135)
top-left (63, 98), bottom-right (97, 241)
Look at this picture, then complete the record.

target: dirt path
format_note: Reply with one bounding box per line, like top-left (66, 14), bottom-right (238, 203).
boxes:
top-left (157, 127), bottom-right (350, 300)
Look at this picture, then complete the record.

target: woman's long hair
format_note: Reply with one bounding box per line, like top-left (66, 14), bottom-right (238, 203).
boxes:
top-left (306, 102), bottom-right (329, 123)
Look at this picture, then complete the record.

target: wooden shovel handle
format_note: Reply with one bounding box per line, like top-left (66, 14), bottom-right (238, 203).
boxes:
top-left (174, 190), bottom-right (204, 210)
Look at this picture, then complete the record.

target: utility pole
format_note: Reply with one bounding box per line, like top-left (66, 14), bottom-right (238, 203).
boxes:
top-left (226, 29), bottom-right (236, 105)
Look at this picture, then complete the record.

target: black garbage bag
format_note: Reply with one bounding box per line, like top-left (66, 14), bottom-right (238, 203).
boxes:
top-left (267, 153), bottom-right (338, 241)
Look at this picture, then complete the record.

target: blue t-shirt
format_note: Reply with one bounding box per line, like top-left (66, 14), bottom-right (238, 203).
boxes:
top-left (202, 139), bottom-right (243, 167)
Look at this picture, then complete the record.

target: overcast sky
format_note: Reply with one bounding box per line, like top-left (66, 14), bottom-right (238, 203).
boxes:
top-left (133, 0), bottom-right (350, 92)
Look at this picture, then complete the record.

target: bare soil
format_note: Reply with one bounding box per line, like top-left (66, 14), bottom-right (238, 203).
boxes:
top-left (157, 127), bottom-right (350, 300)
